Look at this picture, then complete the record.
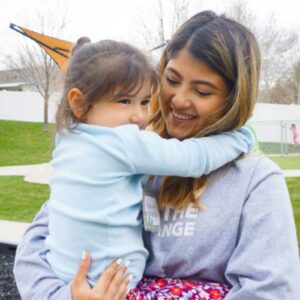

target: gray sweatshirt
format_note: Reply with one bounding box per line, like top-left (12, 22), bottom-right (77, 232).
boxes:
top-left (143, 156), bottom-right (300, 299)
top-left (13, 156), bottom-right (300, 299)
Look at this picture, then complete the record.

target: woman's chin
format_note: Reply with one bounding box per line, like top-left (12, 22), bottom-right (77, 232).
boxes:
top-left (166, 124), bottom-right (191, 140)
top-left (165, 117), bottom-right (200, 139)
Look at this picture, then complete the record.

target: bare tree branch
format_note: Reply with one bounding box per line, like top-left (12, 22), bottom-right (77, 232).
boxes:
top-left (5, 2), bottom-right (68, 130)
top-left (226, 0), bottom-right (298, 104)
top-left (133, 0), bottom-right (204, 52)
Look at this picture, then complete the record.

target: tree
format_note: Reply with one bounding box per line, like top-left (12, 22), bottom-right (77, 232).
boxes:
top-left (226, 0), bottom-right (298, 104)
top-left (289, 60), bottom-right (300, 104)
top-left (133, 0), bottom-right (203, 54)
top-left (257, 16), bottom-right (298, 99)
top-left (5, 2), bottom-right (68, 131)
top-left (227, 0), bottom-right (257, 28)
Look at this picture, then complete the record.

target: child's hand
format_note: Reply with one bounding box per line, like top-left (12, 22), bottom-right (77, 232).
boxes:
top-left (71, 251), bottom-right (130, 300)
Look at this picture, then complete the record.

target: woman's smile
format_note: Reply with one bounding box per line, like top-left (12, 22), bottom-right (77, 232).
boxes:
top-left (170, 108), bottom-right (197, 121)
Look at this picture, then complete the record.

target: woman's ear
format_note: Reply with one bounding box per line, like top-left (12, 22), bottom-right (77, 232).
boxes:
top-left (68, 88), bottom-right (88, 119)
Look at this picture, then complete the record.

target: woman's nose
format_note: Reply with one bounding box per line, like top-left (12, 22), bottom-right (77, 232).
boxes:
top-left (171, 88), bottom-right (192, 109)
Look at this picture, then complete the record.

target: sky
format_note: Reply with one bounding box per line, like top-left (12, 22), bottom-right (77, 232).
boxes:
top-left (0, 0), bottom-right (300, 70)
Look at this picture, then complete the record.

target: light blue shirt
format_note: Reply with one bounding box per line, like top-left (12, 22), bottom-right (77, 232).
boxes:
top-left (45, 123), bottom-right (252, 288)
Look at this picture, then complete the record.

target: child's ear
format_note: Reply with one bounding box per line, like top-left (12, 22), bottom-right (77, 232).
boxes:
top-left (68, 88), bottom-right (88, 119)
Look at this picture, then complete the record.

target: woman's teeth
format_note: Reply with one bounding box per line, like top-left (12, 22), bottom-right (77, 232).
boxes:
top-left (172, 110), bottom-right (195, 120)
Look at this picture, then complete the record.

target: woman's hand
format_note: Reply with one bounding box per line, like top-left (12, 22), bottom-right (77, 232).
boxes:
top-left (71, 251), bottom-right (130, 300)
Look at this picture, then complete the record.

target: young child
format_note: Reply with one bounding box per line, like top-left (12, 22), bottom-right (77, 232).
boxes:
top-left (290, 123), bottom-right (299, 147)
top-left (45, 38), bottom-right (253, 291)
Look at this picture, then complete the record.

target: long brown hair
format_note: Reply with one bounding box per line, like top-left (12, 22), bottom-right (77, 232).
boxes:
top-left (56, 38), bottom-right (157, 131)
top-left (149, 10), bottom-right (261, 210)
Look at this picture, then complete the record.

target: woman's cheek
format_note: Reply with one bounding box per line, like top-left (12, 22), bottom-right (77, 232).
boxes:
top-left (159, 85), bottom-right (171, 117)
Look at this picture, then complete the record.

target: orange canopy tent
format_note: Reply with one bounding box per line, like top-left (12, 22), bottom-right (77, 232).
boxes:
top-left (10, 23), bottom-right (168, 72)
top-left (10, 23), bottom-right (74, 72)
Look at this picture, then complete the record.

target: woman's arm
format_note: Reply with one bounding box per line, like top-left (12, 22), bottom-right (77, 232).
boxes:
top-left (224, 159), bottom-right (300, 299)
top-left (14, 202), bottom-right (129, 300)
top-left (13, 202), bottom-right (70, 300)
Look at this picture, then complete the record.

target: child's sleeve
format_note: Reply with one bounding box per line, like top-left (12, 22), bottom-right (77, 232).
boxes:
top-left (119, 126), bottom-right (253, 177)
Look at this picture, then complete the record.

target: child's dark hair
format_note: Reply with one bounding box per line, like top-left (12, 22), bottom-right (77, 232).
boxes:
top-left (56, 38), bottom-right (157, 131)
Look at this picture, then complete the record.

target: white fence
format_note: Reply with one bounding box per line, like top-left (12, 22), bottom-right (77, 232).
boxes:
top-left (249, 121), bottom-right (300, 155)
top-left (248, 103), bottom-right (300, 145)
top-left (0, 91), bottom-right (60, 123)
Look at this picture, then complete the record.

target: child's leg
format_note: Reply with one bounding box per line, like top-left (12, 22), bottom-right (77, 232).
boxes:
top-left (293, 137), bottom-right (297, 146)
top-left (126, 277), bottom-right (229, 300)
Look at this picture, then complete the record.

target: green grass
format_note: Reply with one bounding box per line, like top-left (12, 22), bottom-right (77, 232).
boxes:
top-left (286, 177), bottom-right (300, 245)
top-left (268, 156), bottom-right (300, 169)
top-left (0, 120), bottom-right (55, 166)
top-left (0, 177), bottom-right (49, 222)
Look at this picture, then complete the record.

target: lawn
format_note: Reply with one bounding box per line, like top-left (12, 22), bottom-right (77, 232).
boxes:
top-left (268, 156), bottom-right (300, 169)
top-left (287, 177), bottom-right (300, 245)
top-left (0, 177), bottom-right (49, 222)
top-left (0, 120), bottom-right (55, 166)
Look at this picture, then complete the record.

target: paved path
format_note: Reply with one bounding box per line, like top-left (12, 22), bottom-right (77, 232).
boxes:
top-left (0, 163), bottom-right (54, 184)
top-left (0, 220), bottom-right (29, 246)
top-left (283, 169), bottom-right (300, 177)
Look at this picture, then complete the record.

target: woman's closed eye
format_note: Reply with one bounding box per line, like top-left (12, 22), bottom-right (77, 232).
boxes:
top-left (195, 89), bottom-right (211, 97)
top-left (164, 75), bottom-right (179, 85)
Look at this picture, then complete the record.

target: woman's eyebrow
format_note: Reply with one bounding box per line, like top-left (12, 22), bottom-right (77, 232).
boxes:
top-left (166, 67), bottom-right (219, 91)
top-left (191, 79), bottom-right (220, 91)
top-left (166, 67), bottom-right (182, 78)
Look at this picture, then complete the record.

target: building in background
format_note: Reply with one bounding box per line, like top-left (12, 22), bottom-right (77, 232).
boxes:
top-left (0, 69), bottom-right (34, 91)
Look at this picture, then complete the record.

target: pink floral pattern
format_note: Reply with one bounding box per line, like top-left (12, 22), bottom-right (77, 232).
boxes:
top-left (126, 277), bottom-right (229, 300)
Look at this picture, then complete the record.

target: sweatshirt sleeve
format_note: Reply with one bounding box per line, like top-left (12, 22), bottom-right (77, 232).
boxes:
top-left (120, 126), bottom-right (253, 177)
top-left (224, 158), bottom-right (300, 299)
top-left (13, 202), bottom-right (72, 300)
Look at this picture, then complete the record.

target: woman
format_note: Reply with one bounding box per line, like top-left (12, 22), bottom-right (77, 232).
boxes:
top-left (14, 10), bottom-right (300, 299)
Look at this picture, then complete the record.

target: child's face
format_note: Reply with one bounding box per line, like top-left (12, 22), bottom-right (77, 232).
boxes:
top-left (86, 81), bottom-right (151, 129)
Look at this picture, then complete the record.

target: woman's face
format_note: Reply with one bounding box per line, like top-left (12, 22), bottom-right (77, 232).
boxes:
top-left (159, 49), bottom-right (230, 139)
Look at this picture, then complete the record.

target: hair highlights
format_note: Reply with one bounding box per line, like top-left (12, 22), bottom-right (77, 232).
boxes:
top-left (149, 10), bottom-right (261, 210)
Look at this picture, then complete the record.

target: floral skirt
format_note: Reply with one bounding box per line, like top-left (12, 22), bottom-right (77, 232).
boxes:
top-left (126, 277), bottom-right (229, 300)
